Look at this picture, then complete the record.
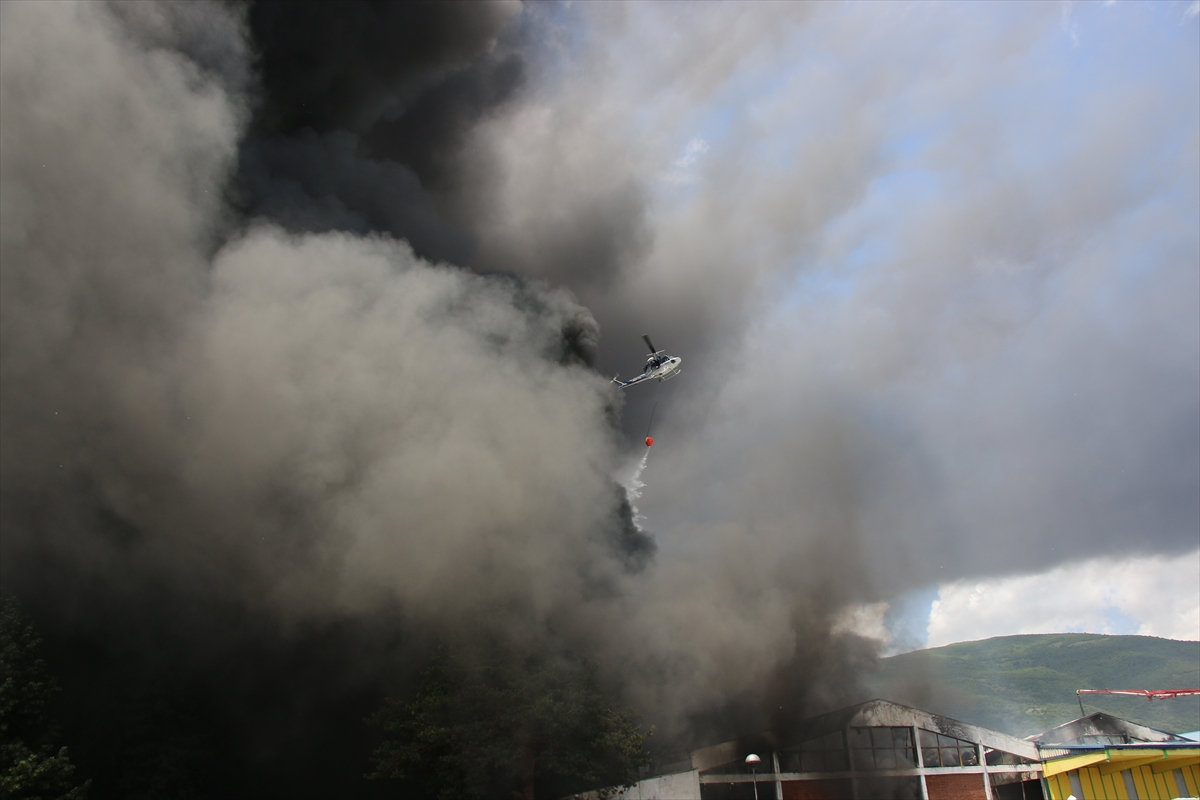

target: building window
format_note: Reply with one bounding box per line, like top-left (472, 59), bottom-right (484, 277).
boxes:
top-left (780, 730), bottom-right (849, 772)
top-left (917, 729), bottom-right (978, 767)
top-left (985, 748), bottom-right (1037, 767)
top-left (849, 727), bottom-right (916, 770)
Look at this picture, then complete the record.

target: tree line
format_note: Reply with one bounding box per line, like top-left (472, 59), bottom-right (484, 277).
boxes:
top-left (1, 596), bottom-right (650, 800)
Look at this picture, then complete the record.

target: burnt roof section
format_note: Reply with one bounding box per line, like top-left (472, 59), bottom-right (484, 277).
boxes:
top-left (1028, 712), bottom-right (1191, 746)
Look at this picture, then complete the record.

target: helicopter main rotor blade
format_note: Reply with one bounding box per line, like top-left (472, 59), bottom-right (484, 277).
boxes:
top-left (642, 334), bottom-right (657, 354)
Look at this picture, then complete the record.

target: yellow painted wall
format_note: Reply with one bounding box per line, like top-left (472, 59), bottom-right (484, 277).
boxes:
top-left (1044, 763), bottom-right (1200, 799)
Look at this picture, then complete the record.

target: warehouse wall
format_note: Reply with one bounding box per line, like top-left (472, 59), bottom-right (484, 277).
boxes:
top-left (1043, 763), bottom-right (1199, 800)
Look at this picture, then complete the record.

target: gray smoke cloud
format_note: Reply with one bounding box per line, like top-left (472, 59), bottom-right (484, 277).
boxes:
top-left (2, 1), bottom-right (1196, 792)
top-left (443, 0), bottom-right (1199, 734)
top-left (468, 0), bottom-right (1198, 584)
top-left (0, 0), bottom-right (650, 622)
top-left (1, 2), bottom-right (877, 763)
top-left (0, 5), bottom-right (660, 788)
top-left (637, 3), bottom-right (1198, 584)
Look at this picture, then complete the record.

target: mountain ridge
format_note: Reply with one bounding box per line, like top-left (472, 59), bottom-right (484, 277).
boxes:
top-left (868, 633), bottom-right (1200, 738)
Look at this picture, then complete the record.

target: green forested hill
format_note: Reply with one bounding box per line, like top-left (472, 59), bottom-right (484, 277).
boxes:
top-left (869, 634), bottom-right (1200, 738)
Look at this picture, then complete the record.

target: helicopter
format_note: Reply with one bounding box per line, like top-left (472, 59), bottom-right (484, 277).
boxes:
top-left (611, 334), bottom-right (682, 389)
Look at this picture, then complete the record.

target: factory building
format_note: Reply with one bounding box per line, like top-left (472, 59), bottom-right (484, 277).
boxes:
top-left (1030, 712), bottom-right (1199, 800)
top-left (588, 699), bottom-right (1044, 800)
top-left (584, 701), bottom-right (1200, 800)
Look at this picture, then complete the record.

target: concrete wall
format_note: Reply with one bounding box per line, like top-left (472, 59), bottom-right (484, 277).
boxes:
top-left (606, 770), bottom-right (702, 800)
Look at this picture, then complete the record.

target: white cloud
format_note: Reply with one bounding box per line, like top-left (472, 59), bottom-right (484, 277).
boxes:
top-left (1060, 1), bottom-right (1081, 47)
top-left (926, 550), bottom-right (1200, 648)
top-left (662, 136), bottom-right (710, 186)
top-left (674, 136), bottom-right (710, 168)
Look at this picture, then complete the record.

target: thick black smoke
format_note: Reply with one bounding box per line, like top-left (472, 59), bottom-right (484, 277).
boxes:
top-left (0, 2), bottom-right (669, 795)
top-left (235, 0), bottom-right (660, 367)
top-left (232, 0), bottom-right (524, 268)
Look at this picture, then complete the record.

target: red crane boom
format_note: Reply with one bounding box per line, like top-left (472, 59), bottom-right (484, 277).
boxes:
top-left (1077, 689), bottom-right (1200, 701)
top-left (1075, 688), bottom-right (1200, 716)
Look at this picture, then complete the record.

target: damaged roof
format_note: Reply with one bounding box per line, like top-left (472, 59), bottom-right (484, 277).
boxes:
top-left (1028, 711), bottom-right (1193, 747)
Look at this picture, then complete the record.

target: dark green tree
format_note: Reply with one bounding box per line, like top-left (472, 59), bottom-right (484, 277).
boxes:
top-left (0, 595), bottom-right (89, 800)
top-left (367, 647), bottom-right (651, 800)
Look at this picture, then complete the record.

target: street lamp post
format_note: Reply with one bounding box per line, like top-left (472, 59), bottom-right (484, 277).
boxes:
top-left (745, 754), bottom-right (761, 800)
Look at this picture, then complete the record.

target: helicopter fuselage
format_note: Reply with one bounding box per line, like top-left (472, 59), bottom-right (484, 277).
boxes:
top-left (613, 354), bottom-right (681, 388)
top-left (644, 355), bottom-right (682, 379)
top-left (612, 334), bottom-right (682, 389)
